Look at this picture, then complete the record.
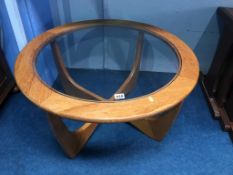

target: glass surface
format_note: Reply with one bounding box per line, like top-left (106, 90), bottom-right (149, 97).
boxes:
top-left (36, 25), bottom-right (179, 101)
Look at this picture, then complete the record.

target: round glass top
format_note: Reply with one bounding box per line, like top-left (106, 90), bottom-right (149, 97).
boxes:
top-left (15, 19), bottom-right (199, 122)
top-left (35, 24), bottom-right (179, 102)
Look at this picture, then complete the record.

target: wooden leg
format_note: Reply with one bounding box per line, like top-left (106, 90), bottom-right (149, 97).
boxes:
top-left (47, 114), bottom-right (97, 158)
top-left (49, 32), bottom-right (145, 158)
top-left (51, 41), bottom-right (104, 158)
top-left (131, 103), bottom-right (182, 141)
top-left (49, 31), bottom-right (179, 158)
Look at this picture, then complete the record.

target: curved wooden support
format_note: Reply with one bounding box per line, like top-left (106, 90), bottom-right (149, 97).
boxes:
top-left (49, 30), bottom-right (181, 157)
top-left (51, 41), bottom-right (104, 101)
top-left (48, 32), bottom-right (146, 157)
top-left (107, 32), bottom-right (181, 141)
top-left (131, 103), bottom-right (182, 140)
top-left (111, 31), bottom-right (144, 97)
top-left (49, 42), bottom-right (103, 158)
top-left (48, 114), bottom-right (97, 158)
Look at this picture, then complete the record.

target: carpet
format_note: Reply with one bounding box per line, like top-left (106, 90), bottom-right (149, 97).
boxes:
top-left (0, 70), bottom-right (232, 175)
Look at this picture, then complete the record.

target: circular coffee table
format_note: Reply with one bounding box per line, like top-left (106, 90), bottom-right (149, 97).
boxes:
top-left (14, 19), bottom-right (199, 158)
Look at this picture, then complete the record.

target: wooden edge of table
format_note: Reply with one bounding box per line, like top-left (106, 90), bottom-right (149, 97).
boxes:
top-left (14, 19), bottom-right (199, 123)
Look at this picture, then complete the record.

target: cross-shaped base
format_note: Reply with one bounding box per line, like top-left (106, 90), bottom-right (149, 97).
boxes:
top-left (48, 32), bottom-right (182, 158)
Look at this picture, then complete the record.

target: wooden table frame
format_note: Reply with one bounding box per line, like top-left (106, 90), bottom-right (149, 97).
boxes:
top-left (14, 20), bottom-right (199, 158)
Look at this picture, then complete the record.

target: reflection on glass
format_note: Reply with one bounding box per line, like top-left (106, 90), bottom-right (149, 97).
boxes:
top-left (36, 25), bottom-right (179, 101)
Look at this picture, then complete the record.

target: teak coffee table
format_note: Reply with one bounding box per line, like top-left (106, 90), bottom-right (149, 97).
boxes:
top-left (14, 19), bottom-right (199, 158)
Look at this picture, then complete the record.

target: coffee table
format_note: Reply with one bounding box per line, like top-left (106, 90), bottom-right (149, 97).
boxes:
top-left (14, 19), bottom-right (199, 158)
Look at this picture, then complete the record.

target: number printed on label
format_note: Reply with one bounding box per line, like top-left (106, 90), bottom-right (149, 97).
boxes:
top-left (114, 93), bottom-right (125, 100)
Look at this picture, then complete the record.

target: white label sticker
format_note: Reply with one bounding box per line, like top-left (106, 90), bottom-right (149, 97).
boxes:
top-left (114, 93), bottom-right (125, 100)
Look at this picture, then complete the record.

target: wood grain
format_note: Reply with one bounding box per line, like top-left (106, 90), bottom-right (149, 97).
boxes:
top-left (14, 20), bottom-right (199, 158)
top-left (131, 103), bottom-right (182, 140)
top-left (14, 19), bottom-right (199, 123)
top-left (110, 31), bottom-right (144, 97)
top-left (48, 32), bottom-right (144, 157)
top-left (48, 114), bottom-right (97, 158)
top-left (51, 41), bottom-right (104, 101)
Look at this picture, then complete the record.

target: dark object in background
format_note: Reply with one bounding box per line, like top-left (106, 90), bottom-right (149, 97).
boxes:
top-left (201, 7), bottom-right (233, 139)
top-left (0, 47), bottom-right (15, 105)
